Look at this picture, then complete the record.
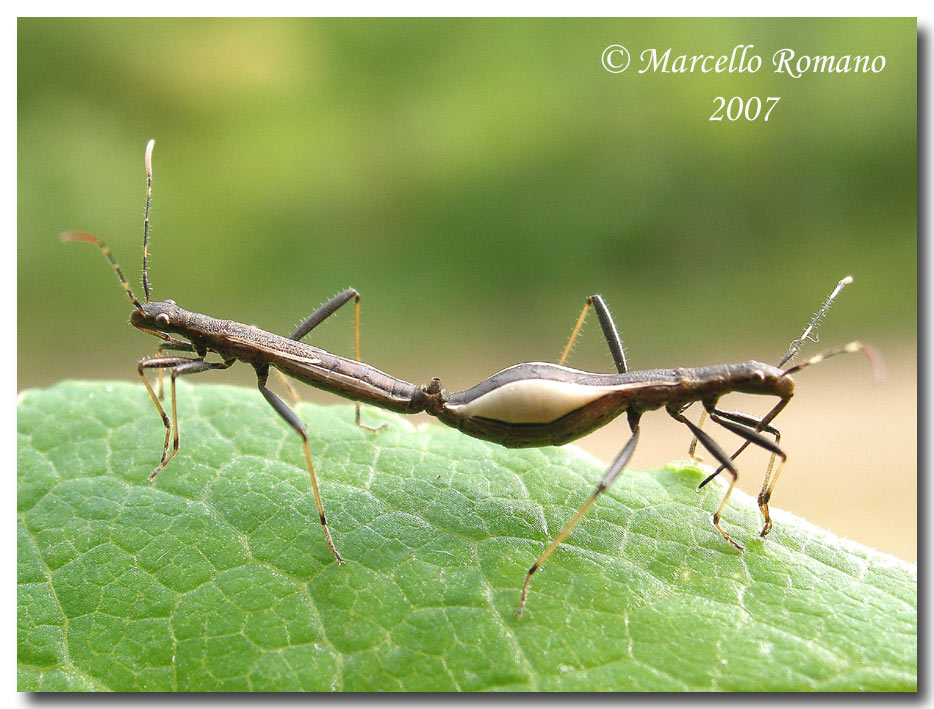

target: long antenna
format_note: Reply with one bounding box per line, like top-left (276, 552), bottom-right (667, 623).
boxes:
top-left (61, 231), bottom-right (144, 311)
top-left (777, 275), bottom-right (853, 368)
top-left (142, 139), bottom-right (155, 303)
top-left (782, 340), bottom-right (882, 379)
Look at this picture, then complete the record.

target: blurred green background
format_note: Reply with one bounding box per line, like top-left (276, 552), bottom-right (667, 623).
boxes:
top-left (18, 18), bottom-right (916, 558)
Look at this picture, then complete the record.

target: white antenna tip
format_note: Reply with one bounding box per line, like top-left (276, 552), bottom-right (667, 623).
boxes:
top-left (841, 275), bottom-right (854, 285)
top-left (145, 139), bottom-right (155, 176)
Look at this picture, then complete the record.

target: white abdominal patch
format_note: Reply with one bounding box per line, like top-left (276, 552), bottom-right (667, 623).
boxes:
top-left (450, 379), bottom-right (624, 424)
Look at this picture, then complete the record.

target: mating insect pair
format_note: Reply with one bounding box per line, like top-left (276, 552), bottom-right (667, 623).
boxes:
top-left (65, 140), bottom-right (875, 617)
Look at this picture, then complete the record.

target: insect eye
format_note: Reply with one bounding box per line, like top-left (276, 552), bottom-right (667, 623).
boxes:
top-left (156, 313), bottom-right (170, 326)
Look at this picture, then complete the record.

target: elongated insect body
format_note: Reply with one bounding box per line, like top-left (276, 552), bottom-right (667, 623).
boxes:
top-left (131, 300), bottom-right (426, 413)
top-left (63, 141), bottom-right (420, 565)
top-left (67, 141), bottom-right (871, 618)
top-left (424, 360), bottom-right (794, 449)
top-left (424, 290), bottom-right (870, 616)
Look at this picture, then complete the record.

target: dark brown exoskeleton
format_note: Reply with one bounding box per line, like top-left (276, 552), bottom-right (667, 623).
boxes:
top-left (67, 140), bottom-right (875, 617)
top-left (64, 140), bottom-right (428, 564)
top-left (419, 281), bottom-right (876, 616)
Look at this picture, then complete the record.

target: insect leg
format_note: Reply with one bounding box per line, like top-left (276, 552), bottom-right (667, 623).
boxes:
top-left (288, 288), bottom-right (385, 432)
top-left (517, 410), bottom-right (641, 618)
top-left (686, 404), bottom-right (775, 465)
top-left (289, 288), bottom-right (360, 341)
top-left (155, 341), bottom-right (197, 400)
top-left (704, 406), bottom-right (790, 537)
top-left (755, 456), bottom-right (788, 538)
top-left (558, 294), bottom-right (628, 373)
top-left (704, 408), bottom-right (781, 441)
top-left (667, 405), bottom-right (744, 550)
top-left (273, 291), bottom-right (358, 404)
top-left (687, 410), bottom-right (708, 462)
top-left (706, 409), bottom-right (785, 458)
top-left (139, 355), bottom-right (233, 481)
top-left (255, 364), bottom-right (344, 564)
top-left (697, 396), bottom-right (792, 489)
top-left (696, 408), bottom-right (783, 535)
top-left (272, 370), bottom-right (303, 405)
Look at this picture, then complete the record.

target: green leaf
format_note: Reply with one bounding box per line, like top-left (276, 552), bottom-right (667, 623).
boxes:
top-left (18, 381), bottom-right (916, 691)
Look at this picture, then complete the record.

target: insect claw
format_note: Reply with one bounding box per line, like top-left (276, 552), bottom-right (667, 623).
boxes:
top-left (712, 515), bottom-right (745, 551)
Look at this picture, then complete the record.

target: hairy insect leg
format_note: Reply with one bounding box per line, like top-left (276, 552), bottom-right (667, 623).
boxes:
top-left (255, 364), bottom-right (344, 564)
top-left (289, 288), bottom-right (359, 341)
top-left (558, 294), bottom-right (628, 373)
top-left (517, 410), bottom-right (641, 618)
top-left (667, 405), bottom-right (744, 551)
top-left (139, 355), bottom-right (233, 481)
top-left (289, 288), bottom-right (386, 433)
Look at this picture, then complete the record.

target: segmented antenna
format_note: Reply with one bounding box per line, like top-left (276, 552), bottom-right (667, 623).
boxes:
top-left (142, 139), bottom-right (155, 303)
top-left (777, 275), bottom-right (853, 368)
top-left (782, 340), bottom-right (883, 380)
top-left (61, 231), bottom-right (143, 311)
